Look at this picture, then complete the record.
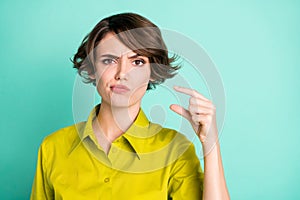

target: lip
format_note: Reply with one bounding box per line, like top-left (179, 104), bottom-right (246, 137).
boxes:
top-left (110, 84), bottom-right (130, 94)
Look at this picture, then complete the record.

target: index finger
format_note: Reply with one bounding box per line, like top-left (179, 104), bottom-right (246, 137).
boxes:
top-left (173, 85), bottom-right (210, 101)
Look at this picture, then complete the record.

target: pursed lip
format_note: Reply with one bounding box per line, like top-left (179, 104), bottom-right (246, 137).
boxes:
top-left (110, 84), bottom-right (130, 93)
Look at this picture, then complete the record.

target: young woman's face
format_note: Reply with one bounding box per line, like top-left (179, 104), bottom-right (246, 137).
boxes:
top-left (92, 32), bottom-right (151, 108)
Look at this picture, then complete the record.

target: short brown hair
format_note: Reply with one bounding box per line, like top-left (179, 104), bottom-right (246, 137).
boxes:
top-left (71, 12), bottom-right (180, 89)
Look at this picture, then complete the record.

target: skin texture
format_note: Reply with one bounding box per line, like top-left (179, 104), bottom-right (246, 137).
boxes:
top-left (91, 32), bottom-right (230, 199)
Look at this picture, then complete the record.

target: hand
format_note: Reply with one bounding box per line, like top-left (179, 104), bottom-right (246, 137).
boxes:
top-left (170, 86), bottom-right (218, 145)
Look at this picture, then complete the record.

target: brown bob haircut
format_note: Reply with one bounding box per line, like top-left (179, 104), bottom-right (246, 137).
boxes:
top-left (71, 12), bottom-right (180, 90)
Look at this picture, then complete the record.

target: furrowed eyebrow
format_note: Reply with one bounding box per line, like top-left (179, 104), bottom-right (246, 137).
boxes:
top-left (99, 53), bottom-right (145, 59)
top-left (99, 54), bottom-right (119, 59)
top-left (127, 54), bottom-right (139, 59)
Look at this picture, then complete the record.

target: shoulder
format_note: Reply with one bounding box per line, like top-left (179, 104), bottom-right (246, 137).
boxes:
top-left (145, 122), bottom-right (200, 170)
top-left (146, 122), bottom-right (198, 158)
top-left (39, 122), bottom-right (86, 155)
top-left (148, 122), bottom-right (193, 147)
top-left (43, 122), bottom-right (84, 143)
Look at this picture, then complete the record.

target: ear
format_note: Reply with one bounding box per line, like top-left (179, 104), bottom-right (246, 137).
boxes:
top-left (149, 77), bottom-right (155, 82)
top-left (88, 72), bottom-right (97, 87)
top-left (89, 73), bottom-right (96, 79)
top-left (88, 68), bottom-right (96, 80)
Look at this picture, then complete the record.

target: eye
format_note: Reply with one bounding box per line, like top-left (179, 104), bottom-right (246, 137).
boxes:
top-left (101, 58), bottom-right (116, 65)
top-left (132, 59), bottom-right (145, 66)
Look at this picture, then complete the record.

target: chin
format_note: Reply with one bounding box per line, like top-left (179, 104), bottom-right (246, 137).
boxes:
top-left (109, 95), bottom-right (143, 109)
top-left (109, 99), bottom-right (131, 108)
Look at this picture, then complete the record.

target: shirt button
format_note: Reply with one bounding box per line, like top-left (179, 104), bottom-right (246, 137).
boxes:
top-left (104, 177), bottom-right (110, 183)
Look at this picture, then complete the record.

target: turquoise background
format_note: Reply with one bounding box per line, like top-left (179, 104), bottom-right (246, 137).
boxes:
top-left (1, 0), bottom-right (299, 199)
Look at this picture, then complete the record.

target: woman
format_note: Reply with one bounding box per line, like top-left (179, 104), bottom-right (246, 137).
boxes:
top-left (31, 13), bottom-right (230, 199)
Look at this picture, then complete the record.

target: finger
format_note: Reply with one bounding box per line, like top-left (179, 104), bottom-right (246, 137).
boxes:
top-left (189, 97), bottom-right (215, 109)
top-left (191, 114), bottom-right (212, 125)
top-left (174, 86), bottom-right (209, 101)
top-left (188, 104), bottom-right (214, 115)
top-left (169, 104), bottom-right (191, 120)
top-left (192, 116), bottom-right (209, 138)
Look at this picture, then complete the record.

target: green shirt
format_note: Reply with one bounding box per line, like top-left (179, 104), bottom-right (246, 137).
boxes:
top-left (31, 104), bottom-right (203, 199)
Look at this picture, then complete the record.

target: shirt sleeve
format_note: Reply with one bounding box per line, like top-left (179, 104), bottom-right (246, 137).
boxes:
top-left (30, 142), bottom-right (54, 200)
top-left (168, 142), bottom-right (204, 200)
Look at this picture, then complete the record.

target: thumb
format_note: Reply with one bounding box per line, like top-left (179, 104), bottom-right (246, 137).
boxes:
top-left (169, 104), bottom-right (191, 120)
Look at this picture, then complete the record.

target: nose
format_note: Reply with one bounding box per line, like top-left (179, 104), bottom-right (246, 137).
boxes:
top-left (115, 56), bottom-right (129, 80)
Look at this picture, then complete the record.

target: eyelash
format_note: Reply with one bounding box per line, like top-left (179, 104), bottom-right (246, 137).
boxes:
top-left (101, 58), bottom-right (146, 66)
top-left (101, 59), bottom-right (116, 65)
top-left (132, 59), bottom-right (145, 66)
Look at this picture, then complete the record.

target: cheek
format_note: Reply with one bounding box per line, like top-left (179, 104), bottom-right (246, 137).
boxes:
top-left (129, 67), bottom-right (151, 86)
top-left (94, 68), bottom-right (115, 99)
top-left (127, 67), bottom-right (151, 103)
top-left (95, 66), bottom-right (113, 85)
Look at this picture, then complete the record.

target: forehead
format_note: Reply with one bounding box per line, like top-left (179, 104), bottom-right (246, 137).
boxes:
top-left (96, 32), bottom-right (134, 56)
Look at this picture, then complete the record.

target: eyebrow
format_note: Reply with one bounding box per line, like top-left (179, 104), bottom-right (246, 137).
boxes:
top-left (99, 54), bottom-right (119, 59)
top-left (99, 53), bottom-right (143, 59)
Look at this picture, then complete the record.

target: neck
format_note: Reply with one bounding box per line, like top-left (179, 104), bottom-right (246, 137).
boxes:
top-left (94, 101), bottom-right (141, 142)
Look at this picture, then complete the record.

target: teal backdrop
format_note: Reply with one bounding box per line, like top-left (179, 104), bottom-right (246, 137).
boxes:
top-left (1, 0), bottom-right (299, 199)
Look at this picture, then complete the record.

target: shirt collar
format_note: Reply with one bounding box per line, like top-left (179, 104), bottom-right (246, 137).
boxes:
top-left (69, 104), bottom-right (150, 157)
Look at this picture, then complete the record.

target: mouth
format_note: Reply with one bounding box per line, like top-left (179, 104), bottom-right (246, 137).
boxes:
top-left (110, 84), bottom-right (130, 94)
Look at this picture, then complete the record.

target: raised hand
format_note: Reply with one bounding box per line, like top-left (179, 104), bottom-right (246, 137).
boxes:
top-left (170, 86), bottom-right (218, 146)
